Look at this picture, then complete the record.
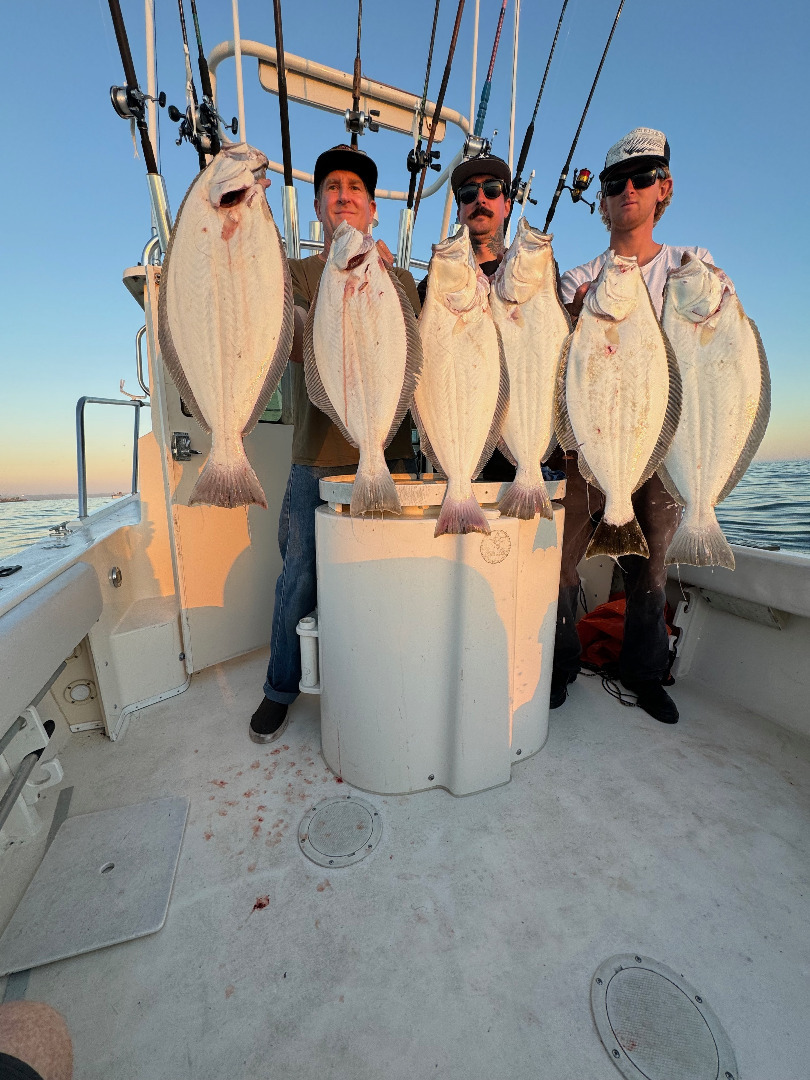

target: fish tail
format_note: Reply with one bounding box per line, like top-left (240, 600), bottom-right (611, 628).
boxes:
top-left (586, 515), bottom-right (649, 559)
top-left (350, 463), bottom-right (402, 516)
top-left (189, 452), bottom-right (268, 509)
top-left (664, 516), bottom-right (735, 570)
top-left (497, 480), bottom-right (553, 521)
top-left (435, 493), bottom-right (490, 537)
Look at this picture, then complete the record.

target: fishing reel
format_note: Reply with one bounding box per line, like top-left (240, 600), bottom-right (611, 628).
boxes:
top-left (344, 108), bottom-right (381, 137)
top-left (167, 100), bottom-right (237, 156)
top-left (110, 85), bottom-right (165, 123)
top-left (512, 172), bottom-right (537, 208)
top-left (565, 168), bottom-right (596, 213)
top-left (407, 145), bottom-right (441, 176)
top-left (462, 133), bottom-right (493, 160)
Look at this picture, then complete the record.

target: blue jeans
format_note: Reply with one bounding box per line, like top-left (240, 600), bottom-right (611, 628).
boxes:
top-left (263, 459), bottom-right (411, 704)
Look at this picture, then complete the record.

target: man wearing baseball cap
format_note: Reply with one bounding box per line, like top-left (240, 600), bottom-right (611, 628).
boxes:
top-left (549, 127), bottom-right (721, 724)
top-left (418, 152), bottom-right (516, 481)
top-left (249, 145), bottom-right (420, 744)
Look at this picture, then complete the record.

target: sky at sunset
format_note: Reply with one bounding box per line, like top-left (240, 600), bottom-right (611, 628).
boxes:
top-left (1, 0), bottom-right (807, 495)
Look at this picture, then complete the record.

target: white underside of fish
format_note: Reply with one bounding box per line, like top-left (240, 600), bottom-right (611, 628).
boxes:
top-left (556, 252), bottom-right (681, 558)
top-left (490, 224), bottom-right (570, 520)
top-left (660, 263), bottom-right (770, 569)
top-left (159, 145), bottom-right (293, 508)
top-left (303, 223), bottom-right (422, 516)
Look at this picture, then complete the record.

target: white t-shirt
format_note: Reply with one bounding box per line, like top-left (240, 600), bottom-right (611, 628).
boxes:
top-left (560, 245), bottom-right (719, 319)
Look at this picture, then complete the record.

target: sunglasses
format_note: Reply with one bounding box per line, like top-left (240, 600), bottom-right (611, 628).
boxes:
top-left (456, 179), bottom-right (507, 205)
top-left (602, 167), bottom-right (666, 198)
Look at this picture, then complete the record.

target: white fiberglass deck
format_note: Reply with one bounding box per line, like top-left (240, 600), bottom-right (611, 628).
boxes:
top-left (1, 649), bottom-right (808, 1079)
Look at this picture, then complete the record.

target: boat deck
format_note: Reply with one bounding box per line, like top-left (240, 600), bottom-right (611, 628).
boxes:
top-left (2, 649), bottom-right (809, 1079)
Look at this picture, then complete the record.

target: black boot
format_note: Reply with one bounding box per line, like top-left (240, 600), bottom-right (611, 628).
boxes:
top-left (621, 678), bottom-right (679, 724)
top-left (249, 698), bottom-right (290, 743)
top-left (550, 670), bottom-right (577, 710)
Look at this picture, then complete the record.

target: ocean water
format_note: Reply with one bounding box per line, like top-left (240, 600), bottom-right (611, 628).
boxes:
top-left (0, 497), bottom-right (115, 562)
top-left (1, 461), bottom-right (809, 562)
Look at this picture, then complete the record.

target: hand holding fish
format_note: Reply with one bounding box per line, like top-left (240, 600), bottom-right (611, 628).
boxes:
top-left (565, 280), bottom-right (593, 322)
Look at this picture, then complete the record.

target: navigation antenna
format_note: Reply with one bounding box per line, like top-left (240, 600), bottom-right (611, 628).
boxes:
top-left (345, 0), bottom-right (380, 145)
top-left (542, 0), bottom-right (626, 233)
top-left (507, 0), bottom-right (570, 222)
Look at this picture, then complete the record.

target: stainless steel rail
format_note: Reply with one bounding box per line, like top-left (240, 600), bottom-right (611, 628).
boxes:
top-left (0, 751), bottom-right (39, 835)
top-left (135, 326), bottom-right (151, 396)
top-left (76, 397), bottom-right (143, 519)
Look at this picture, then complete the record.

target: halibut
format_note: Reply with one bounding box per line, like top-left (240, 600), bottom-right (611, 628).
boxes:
top-left (660, 254), bottom-right (770, 569)
top-left (413, 226), bottom-right (509, 537)
top-left (556, 250), bottom-right (682, 558)
top-left (304, 221), bottom-right (422, 516)
top-left (159, 143), bottom-right (293, 508)
top-left (490, 220), bottom-right (570, 519)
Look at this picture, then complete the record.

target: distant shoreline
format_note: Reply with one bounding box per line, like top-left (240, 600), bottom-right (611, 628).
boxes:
top-left (0, 494), bottom-right (120, 502)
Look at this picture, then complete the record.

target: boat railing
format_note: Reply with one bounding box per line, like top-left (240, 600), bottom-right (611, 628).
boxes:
top-left (297, 237), bottom-right (429, 271)
top-left (135, 326), bottom-right (151, 397)
top-left (75, 397), bottom-right (143, 520)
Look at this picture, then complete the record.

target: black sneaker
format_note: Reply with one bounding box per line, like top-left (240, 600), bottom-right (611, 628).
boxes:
top-left (621, 678), bottom-right (679, 724)
top-left (550, 670), bottom-right (577, 710)
top-left (249, 698), bottom-right (290, 744)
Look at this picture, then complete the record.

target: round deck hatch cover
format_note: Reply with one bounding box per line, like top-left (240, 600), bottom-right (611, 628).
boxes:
top-left (298, 796), bottom-right (382, 867)
top-left (591, 954), bottom-right (738, 1080)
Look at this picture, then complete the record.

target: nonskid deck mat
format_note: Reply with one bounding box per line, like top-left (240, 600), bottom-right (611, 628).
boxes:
top-left (591, 954), bottom-right (738, 1080)
top-left (0, 796), bottom-right (189, 976)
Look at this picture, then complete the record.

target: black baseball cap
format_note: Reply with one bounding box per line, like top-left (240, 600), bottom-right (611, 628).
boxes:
top-left (313, 145), bottom-right (377, 199)
top-left (451, 154), bottom-right (511, 196)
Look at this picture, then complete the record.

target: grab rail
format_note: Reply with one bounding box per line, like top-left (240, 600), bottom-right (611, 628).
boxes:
top-left (135, 326), bottom-right (151, 396)
top-left (76, 397), bottom-right (143, 519)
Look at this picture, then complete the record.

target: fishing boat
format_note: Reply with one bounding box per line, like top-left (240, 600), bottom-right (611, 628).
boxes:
top-left (1, 3), bottom-right (808, 1078)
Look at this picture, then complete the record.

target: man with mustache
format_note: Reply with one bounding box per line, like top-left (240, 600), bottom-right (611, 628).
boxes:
top-left (549, 127), bottom-right (718, 725)
top-left (418, 153), bottom-right (516, 481)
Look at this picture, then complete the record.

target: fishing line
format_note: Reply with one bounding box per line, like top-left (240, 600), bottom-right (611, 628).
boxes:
top-left (542, 0), bottom-right (626, 233)
top-left (413, 0), bottom-right (467, 221)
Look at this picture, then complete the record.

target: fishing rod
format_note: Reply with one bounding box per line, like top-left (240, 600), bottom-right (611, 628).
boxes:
top-left (406, 0), bottom-right (443, 211)
top-left (167, 0), bottom-right (236, 163)
top-left (542, 0), bottom-right (625, 233)
top-left (272, 0), bottom-right (300, 258)
top-left (344, 0), bottom-right (380, 146)
top-left (506, 0), bottom-right (570, 222)
top-left (413, 0), bottom-right (467, 221)
top-left (107, 0), bottom-right (172, 254)
top-left (472, 0), bottom-right (508, 141)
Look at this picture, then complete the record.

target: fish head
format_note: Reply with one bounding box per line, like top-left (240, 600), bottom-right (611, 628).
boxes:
top-left (495, 218), bottom-right (553, 303)
top-left (427, 226), bottom-right (481, 313)
top-left (328, 220), bottom-right (375, 271)
top-left (585, 250), bottom-right (640, 321)
top-left (665, 254), bottom-right (728, 323)
top-left (206, 143), bottom-right (271, 210)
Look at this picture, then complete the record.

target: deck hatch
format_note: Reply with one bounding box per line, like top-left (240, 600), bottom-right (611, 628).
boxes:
top-left (591, 954), bottom-right (738, 1080)
top-left (298, 795), bottom-right (382, 867)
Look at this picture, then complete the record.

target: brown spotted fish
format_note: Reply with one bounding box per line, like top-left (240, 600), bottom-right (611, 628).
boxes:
top-left (660, 254), bottom-right (770, 569)
top-left (556, 250), bottom-right (682, 558)
top-left (158, 143), bottom-right (293, 508)
top-left (303, 221), bottom-right (422, 516)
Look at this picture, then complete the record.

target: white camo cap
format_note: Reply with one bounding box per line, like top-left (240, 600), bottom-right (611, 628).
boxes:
top-left (600, 127), bottom-right (670, 181)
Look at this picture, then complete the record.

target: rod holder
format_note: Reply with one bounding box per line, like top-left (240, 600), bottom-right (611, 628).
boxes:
top-left (282, 185), bottom-right (300, 260)
top-left (396, 207), bottom-right (414, 272)
top-left (146, 172), bottom-right (173, 256)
